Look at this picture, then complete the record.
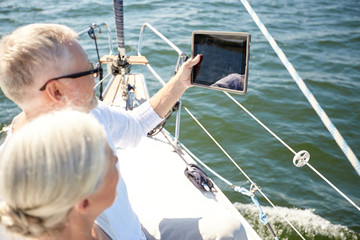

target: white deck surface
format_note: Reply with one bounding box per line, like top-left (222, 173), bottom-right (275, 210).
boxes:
top-left (116, 131), bottom-right (261, 239)
top-left (104, 72), bottom-right (261, 239)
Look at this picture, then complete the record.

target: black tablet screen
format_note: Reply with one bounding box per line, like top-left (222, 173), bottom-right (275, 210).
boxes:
top-left (192, 32), bottom-right (250, 93)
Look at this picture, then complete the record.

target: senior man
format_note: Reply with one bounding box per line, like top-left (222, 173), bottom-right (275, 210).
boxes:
top-left (0, 23), bottom-right (201, 240)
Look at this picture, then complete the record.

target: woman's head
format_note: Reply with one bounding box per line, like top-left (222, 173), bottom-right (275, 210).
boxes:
top-left (0, 110), bottom-right (118, 238)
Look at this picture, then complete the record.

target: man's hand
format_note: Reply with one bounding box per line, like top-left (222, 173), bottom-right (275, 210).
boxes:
top-left (150, 55), bottom-right (202, 118)
top-left (173, 54), bottom-right (203, 90)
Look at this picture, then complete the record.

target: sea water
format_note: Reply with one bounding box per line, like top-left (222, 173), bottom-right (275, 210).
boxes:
top-left (0, 0), bottom-right (359, 239)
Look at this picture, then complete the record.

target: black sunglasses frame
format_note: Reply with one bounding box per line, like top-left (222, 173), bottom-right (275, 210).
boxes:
top-left (39, 66), bottom-right (100, 91)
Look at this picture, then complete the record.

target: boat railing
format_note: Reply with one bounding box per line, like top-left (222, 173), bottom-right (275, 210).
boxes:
top-left (78, 23), bottom-right (113, 56)
top-left (137, 22), bottom-right (188, 145)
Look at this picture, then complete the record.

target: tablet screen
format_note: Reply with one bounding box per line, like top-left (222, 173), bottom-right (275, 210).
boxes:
top-left (191, 31), bottom-right (250, 94)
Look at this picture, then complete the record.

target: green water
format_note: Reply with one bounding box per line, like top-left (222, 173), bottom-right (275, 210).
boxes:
top-left (0, 0), bottom-right (359, 239)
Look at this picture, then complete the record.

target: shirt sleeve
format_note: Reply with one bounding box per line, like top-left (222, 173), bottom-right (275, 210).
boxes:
top-left (90, 100), bottom-right (163, 149)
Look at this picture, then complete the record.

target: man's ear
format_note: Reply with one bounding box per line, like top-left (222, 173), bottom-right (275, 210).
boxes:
top-left (74, 199), bottom-right (90, 214)
top-left (45, 81), bottom-right (65, 103)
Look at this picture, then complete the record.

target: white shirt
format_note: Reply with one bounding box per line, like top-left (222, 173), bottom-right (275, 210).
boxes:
top-left (91, 100), bottom-right (163, 240)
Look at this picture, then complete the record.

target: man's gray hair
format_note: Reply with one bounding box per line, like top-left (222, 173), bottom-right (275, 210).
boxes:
top-left (0, 23), bottom-right (77, 105)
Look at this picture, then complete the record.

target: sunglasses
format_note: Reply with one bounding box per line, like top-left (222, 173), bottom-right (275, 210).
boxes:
top-left (39, 63), bottom-right (100, 91)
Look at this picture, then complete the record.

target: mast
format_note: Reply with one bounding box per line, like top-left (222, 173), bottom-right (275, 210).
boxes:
top-left (112, 0), bottom-right (130, 75)
top-left (113, 0), bottom-right (126, 61)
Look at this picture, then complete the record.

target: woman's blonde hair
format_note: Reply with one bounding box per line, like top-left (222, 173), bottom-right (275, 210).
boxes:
top-left (0, 110), bottom-right (108, 238)
top-left (0, 23), bottom-right (77, 105)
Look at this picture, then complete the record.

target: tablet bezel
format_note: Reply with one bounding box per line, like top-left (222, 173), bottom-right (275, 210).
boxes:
top-left (191, 30), bottom-right (251, 94)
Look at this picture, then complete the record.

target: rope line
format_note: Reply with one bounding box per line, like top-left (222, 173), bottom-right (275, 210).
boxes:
top-left (184, 107), bottom-right (252, 181)
top-left (94, 72), bottom-right (111, 89)
top-left (184, 107), bottom-right (306, 240)
top-left (225, 92), bottom-right (360, 212)
top-left (180, 142), bottom-right (234, 187)
top-left (180, 142), bottom-right (279, 240)
top-left (239, 0), bottom-right (360, 176)
top-left (306, 163), bottom-right (360, 211)
top-left (225, 92), bottom-right (296, 155)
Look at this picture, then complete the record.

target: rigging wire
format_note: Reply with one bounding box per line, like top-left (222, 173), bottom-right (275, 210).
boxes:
top-left (238, 0), bottom-right (360, 176)
top-left (307, 163), bottom-right (360, 212)
top-left (183, 106), bottom-right (306, 240)
top-left (225, 93), bottom-right (360, 212)
top-left (94, 72), bottom-right (112, 89)
top-left (224, 92), bottom-right (296, 155)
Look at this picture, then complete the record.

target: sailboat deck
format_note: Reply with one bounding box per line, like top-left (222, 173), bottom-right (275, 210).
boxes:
top-left (106, 73), bottom-right (261, 239)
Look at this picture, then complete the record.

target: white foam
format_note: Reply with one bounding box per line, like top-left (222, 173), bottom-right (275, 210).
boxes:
top-left (234, 202), bottom-right (359, 240)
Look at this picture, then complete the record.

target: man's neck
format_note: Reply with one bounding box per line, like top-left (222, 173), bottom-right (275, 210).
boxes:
top-left (12, 102), bottom-right (61, 133)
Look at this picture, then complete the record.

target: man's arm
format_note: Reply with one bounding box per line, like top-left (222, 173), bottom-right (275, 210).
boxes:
top-left (150, 55), bottom-right (201, 118)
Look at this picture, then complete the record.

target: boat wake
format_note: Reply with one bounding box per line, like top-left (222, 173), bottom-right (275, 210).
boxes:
top-left (234, 202), bottom-right (359, 240)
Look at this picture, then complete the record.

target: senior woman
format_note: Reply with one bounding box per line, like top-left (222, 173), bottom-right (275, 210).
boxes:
top-left (0, 110), bottom-right (119, 240)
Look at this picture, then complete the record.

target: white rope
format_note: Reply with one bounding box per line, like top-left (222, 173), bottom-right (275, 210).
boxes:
top-left (184, 106), bottom-right (306, 239)
top-left (184, 107), bottom-right (251, 180)
top-left (180, 142), bottom-right (233, 187)
top-left (224, 92), bottom-right (360, 212)
top-left (239, 0), bottom-right (360, 176)
top-left (93, 72), bottom-right (112, 89)
top-left (225, 92), bottom-right (296, 155)
top-left (306, 163), bottom-right (360, 211)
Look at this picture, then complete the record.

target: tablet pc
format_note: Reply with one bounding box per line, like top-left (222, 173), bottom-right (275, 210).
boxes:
top-left (191, 31), bottom-right (250, 94)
